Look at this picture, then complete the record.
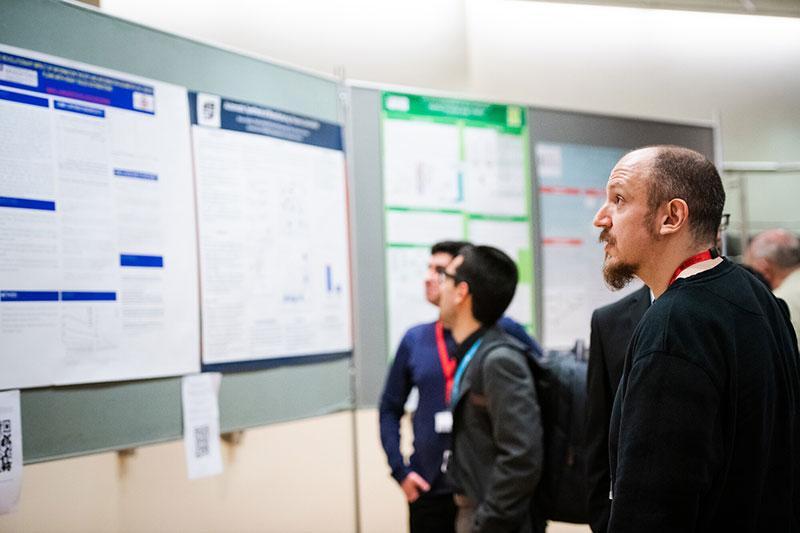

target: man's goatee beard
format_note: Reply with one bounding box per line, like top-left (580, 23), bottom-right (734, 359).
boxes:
top-left (603, 257), bottom-right (638, 290)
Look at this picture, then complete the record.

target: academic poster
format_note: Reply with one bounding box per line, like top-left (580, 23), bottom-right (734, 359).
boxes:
top-left (381, 92), bottom-right (535, 355)
top-left (534, 142), bottom-right (641, 348)
top-left (190, 92), bottom-right (352, 365)
top-left (0, 45), bottom-right (200, 388)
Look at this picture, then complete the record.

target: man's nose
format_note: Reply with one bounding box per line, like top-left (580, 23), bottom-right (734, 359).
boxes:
top-left (593, 203), bottom-right (611, 228)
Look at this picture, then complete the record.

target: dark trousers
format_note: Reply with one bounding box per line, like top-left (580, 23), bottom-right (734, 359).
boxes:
top-left (409, 493), bottom-right (456, 533)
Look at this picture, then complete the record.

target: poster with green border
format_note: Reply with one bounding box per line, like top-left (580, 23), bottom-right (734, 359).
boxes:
top-left (380, 91), bottom-right (536, 357)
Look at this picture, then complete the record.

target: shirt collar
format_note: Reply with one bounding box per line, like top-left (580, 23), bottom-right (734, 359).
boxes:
top-left (454, 326), bottom-right (487, 362)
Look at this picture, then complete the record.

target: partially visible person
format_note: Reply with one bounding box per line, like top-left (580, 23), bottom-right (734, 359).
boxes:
top-left (592, 145), bottom-right (800, 531)
top-left (585, 285), bottom-right (650, 533)
top-left (379, 241), bottom-right (540, 533)
top-left (441, 245), bottom-right (544, 533)
top-left (745, 228), bottom-right (800, 340)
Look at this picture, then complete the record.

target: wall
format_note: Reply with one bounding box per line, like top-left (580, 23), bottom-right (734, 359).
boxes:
top-left (0, 412), bottom-right (358, 532)
top-left (103, 0), bottom-right (800, 240)
top-left (102, 0), bottom-right (800, 162)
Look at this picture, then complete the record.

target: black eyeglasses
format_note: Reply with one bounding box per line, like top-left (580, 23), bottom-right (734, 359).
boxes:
top-left (720, 213), bottom-right (730, 231)
top-left (437, 269), bottom-right (459, 284)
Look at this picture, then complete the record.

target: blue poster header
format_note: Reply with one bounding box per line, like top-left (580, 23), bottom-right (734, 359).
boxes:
top-left (188, 92), bottom-right (343, 151)
top-left (0, 291), bottom-right (118, 302)
top-left (0, 291), bottom-right (59, 302)
top-left (61, 291), bottom-right (117, 301)
top-left (0, 196), bottom-right (56, 211)
top-left (114, 169), bottom-right (158, 181)
top-left (120, 254), bottom-right (164, 268)
top-left (0, 51), bottom-right (155, 115)
top-left (55, 100), bottom-right (105, 118)
top-left (0, 88), bottom-right (48, 108)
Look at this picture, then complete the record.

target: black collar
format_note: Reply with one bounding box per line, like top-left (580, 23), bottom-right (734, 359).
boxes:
top-left (454, 326), bottom-right (487, 362)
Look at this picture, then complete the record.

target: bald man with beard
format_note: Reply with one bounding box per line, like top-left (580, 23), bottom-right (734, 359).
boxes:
top-left (593, 145), bottom-right (800, 532)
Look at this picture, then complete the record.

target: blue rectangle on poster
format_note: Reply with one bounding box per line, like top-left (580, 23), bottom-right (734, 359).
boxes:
top-left (0, 196), bottom-right (56, 211)
top-left (61, 291), bottom-right (117, 301)
top-left (120, 254), bottom-right (164, 268)
top-left (0, 291), bottom-right (59, 302)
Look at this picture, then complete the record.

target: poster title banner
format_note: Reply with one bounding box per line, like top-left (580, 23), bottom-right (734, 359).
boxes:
top-left (382, 91), bottom-right (525, 134)
top-left (189, 92), bottom-right (342, 151)
top-left (0, 51), bottom-right (155, 114)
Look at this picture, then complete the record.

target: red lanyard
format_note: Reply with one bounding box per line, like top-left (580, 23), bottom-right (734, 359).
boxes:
top-left (668, 248), bottom-right (719, 286)
top-left (435, 321), bottom-right (457, 404)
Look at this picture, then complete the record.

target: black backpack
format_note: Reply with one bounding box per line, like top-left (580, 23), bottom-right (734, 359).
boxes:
top-left (472, 339), bottom-right (590, 524)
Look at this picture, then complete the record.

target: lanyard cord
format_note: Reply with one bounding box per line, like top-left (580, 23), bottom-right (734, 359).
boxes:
top-left (668, 248), bottom-right (719, 286)
top-left (451, 339), bottom-right (483, 404)
top-left (434, 321), bottom-right (457, 404)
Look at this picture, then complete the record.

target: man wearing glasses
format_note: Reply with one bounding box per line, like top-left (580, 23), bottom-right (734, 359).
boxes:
top-left (379, 241), bottom-right (539, 533)
top-left (441, 245), bottom-right (544, 533)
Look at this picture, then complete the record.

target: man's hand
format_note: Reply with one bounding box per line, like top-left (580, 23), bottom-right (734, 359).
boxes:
top-left (400, 471), bottom-right (431, 503)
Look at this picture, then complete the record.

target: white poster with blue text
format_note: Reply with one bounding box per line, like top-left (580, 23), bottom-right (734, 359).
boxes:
top-left (0, 45), bottom-right (200, 388)
top-left (190, 92), bottom-right (352, 366)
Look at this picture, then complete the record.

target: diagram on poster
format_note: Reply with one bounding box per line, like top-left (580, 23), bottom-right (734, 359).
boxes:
top-left (382, 92), bottom-right (534, 355)
top-left (190, 92), bottom-right (352, 364)
top-left (0, 45), bottom-right (200, 388)
top-left (535, 142), bottom-right (641, 348)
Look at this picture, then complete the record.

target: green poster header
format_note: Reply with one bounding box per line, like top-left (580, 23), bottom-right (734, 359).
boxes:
top-left (382, 91), bottom-right (525, 133)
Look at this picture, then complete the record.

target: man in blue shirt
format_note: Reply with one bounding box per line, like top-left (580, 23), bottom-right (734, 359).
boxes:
top-left (379, 241), bottom-right (540, 533)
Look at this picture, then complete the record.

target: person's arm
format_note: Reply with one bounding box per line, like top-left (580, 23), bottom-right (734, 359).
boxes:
top-left (378, 333), bottom-right (414, 486)
top-left (609, 351), bottom-right (722, 533)
top-left (473, 349), bottom-right (543, 533)
top-left (585, 310), bottom-right (611, 533)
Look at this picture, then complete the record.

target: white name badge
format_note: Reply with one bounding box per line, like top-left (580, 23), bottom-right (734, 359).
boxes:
top-left (434, 411), bottom-right (453, 434)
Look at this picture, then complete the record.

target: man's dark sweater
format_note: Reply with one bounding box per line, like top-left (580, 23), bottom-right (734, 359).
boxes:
top-left (609, 259), bottom-right (800, 532)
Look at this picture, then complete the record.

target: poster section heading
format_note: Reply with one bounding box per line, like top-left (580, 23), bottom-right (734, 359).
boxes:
top-left (382, 91), bottom-right (525, 135)
top-left (189, 92), bottom-right (342, 151)
top-left (0, 51), bottom-right (154, 114)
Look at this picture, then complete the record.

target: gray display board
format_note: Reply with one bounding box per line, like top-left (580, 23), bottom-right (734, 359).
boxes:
top-left (349, 96), bottom-right (717, 404)
top-left (348, 87), bottom-right (389, 407)
top-left (1, 0), bottom-right (351, 463)
top-left (528, 108), bottom-right (715, 159)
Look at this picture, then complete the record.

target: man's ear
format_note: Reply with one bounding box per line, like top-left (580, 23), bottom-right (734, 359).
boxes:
top-left (658, 198), bottom-right (689, 236)
top-left (455, 281), bottom-right (470, 304)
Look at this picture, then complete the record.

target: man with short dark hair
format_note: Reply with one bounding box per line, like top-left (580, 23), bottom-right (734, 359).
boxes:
top-left (441, 245), bottom-right (544, 533)
top-left (745, 228), bottom-right (800, 340)
top-left (593, 145), bottom-right (800, 531)
top-left (379, 241), bottom-right (540, 533)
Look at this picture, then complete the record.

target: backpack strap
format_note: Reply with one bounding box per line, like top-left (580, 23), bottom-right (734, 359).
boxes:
top-left (468, 338), bottom-right (536, 397)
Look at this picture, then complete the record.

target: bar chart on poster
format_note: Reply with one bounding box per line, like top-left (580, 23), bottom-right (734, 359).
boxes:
top-left (190, 92), bottom-right (352, 367)
top-left (381, 92), bottom-right (534, 355)
top-left (0, 44), bottom-right (200, 389)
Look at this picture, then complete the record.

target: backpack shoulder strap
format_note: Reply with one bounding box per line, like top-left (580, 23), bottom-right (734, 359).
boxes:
top-left (469, 337), bottom-right (536, 396)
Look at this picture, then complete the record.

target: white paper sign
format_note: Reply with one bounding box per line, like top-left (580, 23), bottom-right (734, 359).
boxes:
top-left (0, 390), bottom-right (22, 514)
top-left (181, 374), bottom-right (223, 480)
